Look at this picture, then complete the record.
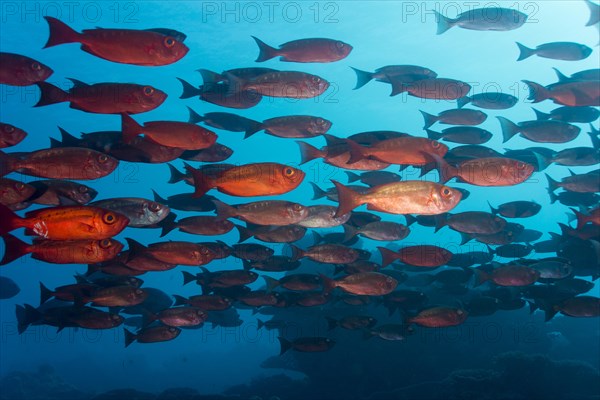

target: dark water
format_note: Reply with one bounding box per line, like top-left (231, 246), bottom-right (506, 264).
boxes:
top-left (0, 2), bottom-right (599, 400)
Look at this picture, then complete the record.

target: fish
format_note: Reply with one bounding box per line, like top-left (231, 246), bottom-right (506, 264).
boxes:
top-left (457, 93), bottom-right (518, 109)
top-left (121, 114), bottom-right (217, 150)
top-left (516, 42), bottom-right (592, 61)
top-left (489, 201), bottom-right (541, 218)
top-left (571, 207), bottom-right (600, 229)
top-left (252, 37), bottom-right (352, 63)
top-left (124, 326), bottom-right (180, 347)
top-left (231, 243), bottom-right (274, 262)
top-left (498, 117), bottom-right (581, 143)
top-left (186, 162), bottom-right (305, 198)
top-left (1, 235), bottom-right (123, 265)
top-left (296, 206), bottom-right (350, 228)
top-left (35, 79), bottom-right (167, 114)
top-left (407, 307), bottom-right (468, 327)
top-left (226, 70), bottom-right (329, 99)
top-left (213, 200), bottom-right (308, 226)
top-left (245, 116), bottom-right (332, 139)
top-left (180, 144), bottom-right (234, 163)
top-left (0, 52), bottom-right (53, 86)
top-left (173, 294), bottom-right (232, 311)
top-left (475, 264), bottom-right (540, 286)
top-left (264, 274), bottom-right (321, 292)
top-left (426, 127), bottom-right (492, 145)
top-left (43, 17), bottom-right (188, 66)
top-left (551, 147), bottom-right (599, 167)
top-left (343, 221), bottom-right (410, 241)
top-left (533, 106), bottom-right (600, 123)
top-left (546, 170), bottom-right (600, 193)
top-left (27, 180), bottom-right (97, 206)
top-left (183, 268), bottom-right (258, 289)
top-left (327, 315), bottom-right (376, 331)
top-left (435, 211), bottom-right (506, 234)
top-left (0, 276), bottom-right (20, 299)
top-left (434, 7), bottom-right (527, 34)
top-left (364, 324), bottom-right (413, 340)
top-left (351, 65), bottom-right (437, 90)
top-left (236, 224), bottom-right (306, 243)
top-left (0, 178), bottom-right (35, 207)
top-left (465, 296), bottom-right (501, 317)
top-left (0, 204), bottom-right (129, 240)
top-left (178, 78), bottom-right (263, 109)
top-left (126, 239), bottom-right (216, 266)
top-left (160, 215), bottom-right (234, 237)
top-left (345, 171), bottom-right (401, 187)
top-left (0, 123), bottom-right (27, 148)
top-left (297, 140), bottom-right (391, 171)
top-left (420, 109), bottom-right (487, 129)
top-left (379, 245), bottom-right (452, 268)
top-left (490, 243), bottom-right (533, 258)
top-left (346, 136), bottom-right (448, 166)
top-left (243, 256), bottom-right (300, 272)
top-left (278, 337), bottom-right (335, 354)
top-left (544, 296), bottom-right (600, 321)
top-left (432, 155), bottom-right (535, 187)
top-left (1, 147), bottom-right (118, 180)
top-left (146, 307), bottom-right (207, 327)
top-left (321, 272), bottom-right (397, 295)
top-left (332, 180), bottom-right (462, 217)
top-left (90, 198), bottom-right (170, 228)
top-left (391, 78), bottom-right (471, 100)
top-left (290, 244), bottom-right (360, 264)
top-left (523, 80), bottom-right (600, 107)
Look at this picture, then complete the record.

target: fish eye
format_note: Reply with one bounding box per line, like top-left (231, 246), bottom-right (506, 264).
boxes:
top-left (283, 167), bottom-right (295, 177)
top-left (111, 314), bottom-right (121, 321)
top-left (4, 125), bottom-right (14, 133)
top-left (143, 86), bottom-right (155, 96)
top-left (14, 182), bottom-right (24, 191)
top-left (431, 141), bottom-right (440, 148)
top-left (292, 203), bottom-right (303, 211)
top-left (98, 154), bottom-right (108, 163)
top-left (316, 118), bottom-right (325, 125)
top-left (441, 187), bottom-right (452, 197)
top-left (200, 247), bottom-right (210, 255)
top-left (517, 162), bottom-right (526, 170)
top-left (164, 37), bottom-right (176, 48)
top-left (312, 76), bottom-right (321, 83)
top-left (31, 62), bottom-right (41, 71)
top-left (457, 309), bottom-right (464, 315)
top-left (336, 41), bottom-right (345, 49)
top-left (168, 327), bottom-right (177, 333)
top-left (78, 186), bottom-right (89, 193)
top-left (135, 289), bottom-right (144, 295)
top-left (148, 202), bottom-right (161, 212)
top-left (99, 239), bottom-right (112, 248)
top-left (103, 213), bottom-right (116, 224)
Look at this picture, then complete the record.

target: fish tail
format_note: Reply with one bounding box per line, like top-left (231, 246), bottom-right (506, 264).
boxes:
top-left (311, 231), bottom-right (324, 245)
top-left (418, 162), bottom-right (437, 178)
top-left (197, 69), bottom-right (223, 84)
top-left (351, 67), bottom-right (373, 90)
top-left (297, 141), bottom-right (324, 165)
top-left (309, 182), bottom-right (328, 200)
top-left (244, 123), bottom-right (264, 139)
top-left (547, 189), bottom-right (558, 204)
top-left (320, 274), bottom-right (336, 295)
top-left (459, 232), bottom-right (473, 245)
top-left (345, 171), bottom-right (361, 183)
top-left (186, 106), bottom-right (204, 124)
top-left (288, 244), bottom-right (305, 261)
top-left (0, 151), bottom-right (19, 176)
top-left (224, 72), bottom-right (245, 97)
top-left (39, 282), bottom-right (54, 305)
top-left (420, 111), bottom-right (439, 129)
top-left (167, 163), bottom-right (187, 184)
top-left (158, 214), bottom-right (177, 238)
top-left (43, 17), bottom-right (80, 48)
top-left (277, 336), bottom-right (293, 355)
top-left (522, 80), bottom-right (550, 103)
top-left (185, 165), bottom-right (213, 198)
top-left (124, 238), bottom-right (147, 263)
top-left (516, 42), bottom-right (535, 61)
top-left (473, 270), bottom-right (490, 287)
top-left (497, 116), bottom-right (520, 143)
top-left (544, 307), bottom-right (559, 322)
top-left (434, 11), bottom-right (455, 35)
top-left (263, 276), bottom-right (280, 292)
top-left (252, 36), bottom-right (279, 62)
top-left (15, 304), bottom-right (42, 334)
top-left (325, 317), bottom-right (338, 331)
top-left (456, 96), bottom-right (471, 108)
top-left (345, 138), bottom-right (367, 164)
top-left (0, 234), bottom-right (30, 265)
top-left (571, 208), bottom-right (589, 229)
top-left (235, 225), bottom-right (253, 243)
top-left (152, 190), bottom-right (168, 205)
top-left (34, 82), bottom-right (69, 107)
top-left (123, 328), bottom-right (137, 348)
top-left (0, 205), bottom-right (24, 236)
top-left (342, 224), bottom-right (359, 243)
top-left (212, 200), bottom-right (237, 220)
top-left (120, 113), bottom-right (143, 144)
top-left (55, 126), bottom-right (80, 146)
top-left (181, 270), bottom-right (198, 286)
top-left (423, 152), bottom-right (457, 184)
top-left (488, 201), bottom-right (499, 215)
top-left (377, 246), bottom-right (398, 268)
top-left (433, 214), bottom-right (448, 233)
top-left (140, 310), bottom-right (157, 328)
top-left (389, 76), bottom-right (409, 97)
top-left (545, 173), bottom-right (559, 192)
top-left (331, 180), bottom-right (363, 218)
top-left (425, 128), bottom-right (443, 141)
top-left (172, 294), bottom-right (188, 307)
top-left (552, 68), bottom-right (570, 83)
top-left (532, 108), bottom-right (550, 121)
top-left (404, 215), bottom-right (417, 227)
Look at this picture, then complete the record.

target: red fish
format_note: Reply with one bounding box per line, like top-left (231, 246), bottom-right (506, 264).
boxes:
top-left (408, 307), bottom-right (468, 327)
top-left (0, 52), bottom-right (53, 86)
top-left (391, 78), bottom-right (471, 99)
top-left (321, 272), bottom-right (397, 295)
top-left (43, 17), bottom-right (188, 66)
top-left (226, 71), bottom-right (329, 99)
top-left (124, 326), bottom-right (180, 347)
top-left (0, 123), bottom-right (27, 148)
top-left (253, 37), bottom-right (352, 63)
top-left (379, 245), bottom-right (453, 268)
top-left (431, 155), bottom-right (535, 186)
top-left (35, 79), bottom-right (166, 114)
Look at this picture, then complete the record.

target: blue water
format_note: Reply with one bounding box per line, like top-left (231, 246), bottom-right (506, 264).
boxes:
top-left (0, 2), bottom-right (599, 399)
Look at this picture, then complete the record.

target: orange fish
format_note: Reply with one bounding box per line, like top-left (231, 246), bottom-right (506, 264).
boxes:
top-left (186, 163), bottom-right (305, 198)
top-left (332, 180), bottom-right (462, 218)
top-left (0, 204), bottom-right (129, 240)
top-left (345, 136), bottom-right (448, 166)
top-left (121, 113), bottom-right (217, 150)
top-left (43, 17), bottom-right (188, 66)
top-left (1, 234), bottom-right (122, 265)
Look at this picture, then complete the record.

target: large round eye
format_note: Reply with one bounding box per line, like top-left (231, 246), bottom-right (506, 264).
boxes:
top-left (316, 118), bottom-right (325, 126)
top-left (31, 62), bottom-right (41, 71)
top-left (135, 289), bottom-right (144, 295)
top-left (457, 309), bottom-right (464, 315)
top-left (431, 141), bottom-right (440, 149)
top-left (103, 212), bottom-right (117, 224)
top-left (164, 37), bottom-right (176, 48)
top-left (4, 125), bottom-right (14, 133)
top-left (143, 86), bottom-right (155, 96)
top-left (441, 187), bottom-right (452, 197)
top-left (168, 327), bottom-right (177, 333)
top-left (312, 76), bottom-right (321, 83)
top-left (517, 162), bottom-right (526, 170)
top-left (99, 239), bottom-right (112, 248)
top-left (292, 203), bottom-right (303, 211)
top-left (78, 186), bottom-right (89, 193)
top-left (13, 182), bottom-right (25, 191)
top-left (283, 167), bottom-right (295, 177)
top-left (148, 202), bottom-right (161, 212)
top-left (200, 247), bottom-right (210, 255)
top-left (336, 41), bottom-right (345, 49)
top-left (98, 154), bottom-right (108, 163)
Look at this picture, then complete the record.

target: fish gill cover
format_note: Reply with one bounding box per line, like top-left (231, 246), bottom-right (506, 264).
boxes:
top-left (0, 1), bottom-right (599, 399)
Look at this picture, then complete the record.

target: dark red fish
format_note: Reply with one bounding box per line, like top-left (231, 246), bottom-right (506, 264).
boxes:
top-left (35, 79), bottom-right (166, 114)
top-left (124, 326), bottom-right (180, 347)
top-left (226, 71), bottom-right (329, 99)
top-left (253, 37), bottom-right (352, 63)
top-left (44, 17), bottom-right (188, 66)
top-left (278, 336), bottom-right (335, 354)
top-left (0, 123), bottom-right (27, 148)
top-left (379, 245), bottom-right (452, 268)
top-left (408, 307), bottom-right (468, 327)
top-left (0, 52), bottom-right (53, 86)
top-left (391, 78), bottom-right (471, 99)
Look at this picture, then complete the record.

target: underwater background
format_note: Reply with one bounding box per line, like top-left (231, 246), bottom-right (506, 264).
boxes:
top-left (0, 1), bottom-right (599, 399)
